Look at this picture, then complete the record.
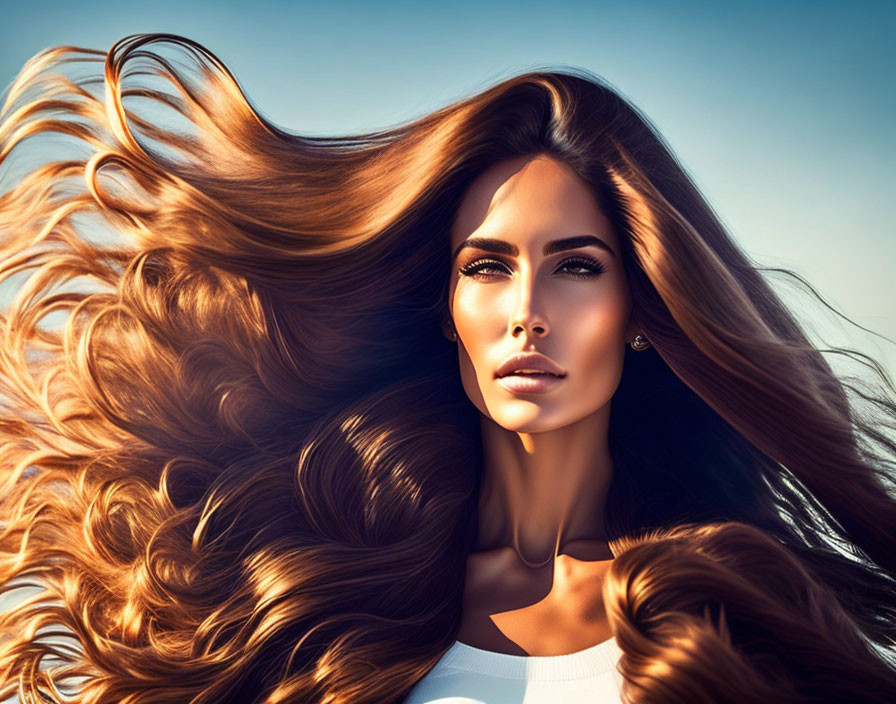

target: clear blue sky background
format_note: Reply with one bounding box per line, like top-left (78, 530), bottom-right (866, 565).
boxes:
top-left (2, 0), bottom-right (894, 380)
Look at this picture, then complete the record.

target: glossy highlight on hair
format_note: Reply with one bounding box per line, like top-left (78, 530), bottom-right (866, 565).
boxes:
top-left (605, 522), bottom-right (896, 704)
top-left (0, 33), bottom-right (894, 703)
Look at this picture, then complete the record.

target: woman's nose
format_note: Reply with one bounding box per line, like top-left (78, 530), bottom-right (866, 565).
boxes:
top-left (509, 275), bottom-right (550, 338)
top-left (511, 317), bottom-right (549, 337)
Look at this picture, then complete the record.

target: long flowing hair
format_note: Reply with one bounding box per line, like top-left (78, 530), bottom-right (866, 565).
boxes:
top-left (0, 33), bottom-right (894, 704)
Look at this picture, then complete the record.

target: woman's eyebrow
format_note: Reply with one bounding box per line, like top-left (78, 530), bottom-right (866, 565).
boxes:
top-left (452, 234), bottom-right (616, 261)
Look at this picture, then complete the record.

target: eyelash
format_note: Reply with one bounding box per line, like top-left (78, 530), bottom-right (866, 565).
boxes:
top-left (458, 256), bottom-right (607, 280)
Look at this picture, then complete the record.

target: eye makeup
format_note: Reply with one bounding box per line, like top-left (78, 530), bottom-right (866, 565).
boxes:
top-left (458, 256), bottom-right (606, 280)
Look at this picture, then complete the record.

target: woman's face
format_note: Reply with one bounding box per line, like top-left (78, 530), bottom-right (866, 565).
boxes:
top-left (446, 154), bottom-right (636, 433)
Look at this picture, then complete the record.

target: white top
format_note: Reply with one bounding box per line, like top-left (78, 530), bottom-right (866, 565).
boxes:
top-left (403, 636), bottom-right (625, 703)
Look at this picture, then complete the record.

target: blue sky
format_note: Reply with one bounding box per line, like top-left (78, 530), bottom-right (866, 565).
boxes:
top-left (1, 0), bottom-right (894, 379)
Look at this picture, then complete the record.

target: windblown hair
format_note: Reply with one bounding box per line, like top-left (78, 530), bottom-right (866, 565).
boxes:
top-left (0, 33), bottom-right (894, 703)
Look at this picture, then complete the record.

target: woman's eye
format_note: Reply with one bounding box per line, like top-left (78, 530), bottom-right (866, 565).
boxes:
top-left (458, 257), bottom-right (606, 280)
top-left (458, 259), bottom-right (510, 278)
top-left (557, 257), bottom-right (606, 278)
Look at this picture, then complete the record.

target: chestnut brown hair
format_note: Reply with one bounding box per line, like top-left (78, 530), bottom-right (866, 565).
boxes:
top-left (0, 33), bottom-right (894, 703)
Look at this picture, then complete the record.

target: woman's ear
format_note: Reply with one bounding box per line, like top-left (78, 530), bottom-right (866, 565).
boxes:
top-left (442, 317), bottom-right (457, 342)
top-left (624, 313), bottom-right (639, 345)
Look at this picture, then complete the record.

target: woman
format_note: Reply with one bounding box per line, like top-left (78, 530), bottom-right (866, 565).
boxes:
top-left (0, 32), bottom-right (894, 704)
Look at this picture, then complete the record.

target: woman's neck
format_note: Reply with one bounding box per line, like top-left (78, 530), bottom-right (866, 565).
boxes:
top-left (473, 404), bottom-right (614, 564)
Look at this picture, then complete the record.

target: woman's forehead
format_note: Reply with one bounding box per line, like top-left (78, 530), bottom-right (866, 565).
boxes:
top-left (450, 155), bottom-right (618, 253)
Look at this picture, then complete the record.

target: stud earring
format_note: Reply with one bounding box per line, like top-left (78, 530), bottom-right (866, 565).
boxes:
top-left (630, 333), bottom-right (650, 351)
top-left (445, 322), bottom-right (457, 342)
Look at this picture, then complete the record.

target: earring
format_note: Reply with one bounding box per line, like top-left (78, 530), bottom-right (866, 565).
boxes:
top-left (445, 322), bottom-right (457, 341)
top-left (630, 333), bottom-right (650, 351)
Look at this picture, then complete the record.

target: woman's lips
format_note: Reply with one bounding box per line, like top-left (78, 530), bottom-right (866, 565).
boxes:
top-left (496, 372), bottom-right (564, 394)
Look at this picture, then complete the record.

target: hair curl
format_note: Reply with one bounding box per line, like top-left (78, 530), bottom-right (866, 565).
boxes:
top-left (0, 33), bottom-right (894, 703)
